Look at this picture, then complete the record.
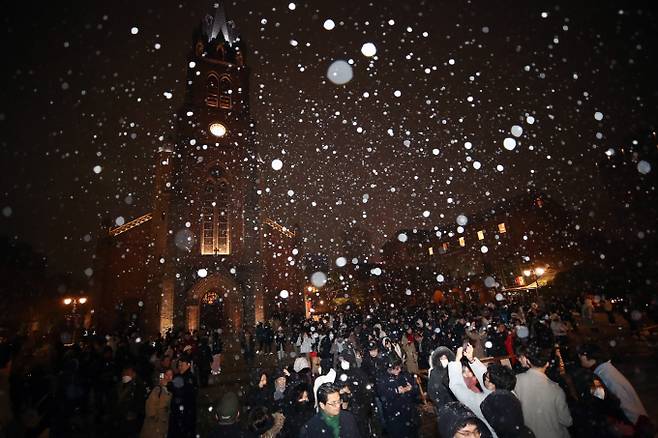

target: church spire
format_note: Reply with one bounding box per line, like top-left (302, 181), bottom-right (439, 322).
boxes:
top-left (202, 1), bottom-right (238, 46)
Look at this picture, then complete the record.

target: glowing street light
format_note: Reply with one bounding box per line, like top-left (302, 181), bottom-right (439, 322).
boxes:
top-left (534, 267), bottom-right (546, 276)
top-left (523, 269), bottom-right (532, 277)
top-left (63, 298), bottom-right (72, 305)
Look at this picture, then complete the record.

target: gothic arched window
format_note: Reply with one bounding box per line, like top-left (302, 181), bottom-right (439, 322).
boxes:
top-left (205, 73), bottom-right (220, 108)
top-left (219, 76), bottom-right (232, 109)
top-left (201, 176), bottom-right (230, 255)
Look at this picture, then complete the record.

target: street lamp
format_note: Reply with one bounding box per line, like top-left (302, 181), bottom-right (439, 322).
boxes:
top-left (522, 266), bottom-right (547, 296)
top-left (62, 296), bottom-right (88, 344)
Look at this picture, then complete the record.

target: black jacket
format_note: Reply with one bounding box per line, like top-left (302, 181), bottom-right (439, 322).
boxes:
top-left (168, 369), bottom-right (197, 438)
top-left (299, 410), bottom-right (361, 438)
top-left (427, 346), bottom-right (457, 406)
top-left (480, 390), bottom-right (535, 438)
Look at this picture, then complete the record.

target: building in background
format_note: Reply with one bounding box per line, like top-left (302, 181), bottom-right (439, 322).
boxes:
top-left (381, 193), bottom-right (586, 300)
top-left (92, 3), bottom-right (301, 335)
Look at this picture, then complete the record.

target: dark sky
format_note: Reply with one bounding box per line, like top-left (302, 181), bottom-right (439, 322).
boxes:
top-left (1, 0), bottom-right (657, 281)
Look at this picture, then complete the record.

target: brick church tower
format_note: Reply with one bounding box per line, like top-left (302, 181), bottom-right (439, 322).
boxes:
top-left (93, 2), bottom-right (303, 335)
top-left (149, 3), bottom-right (263, 334)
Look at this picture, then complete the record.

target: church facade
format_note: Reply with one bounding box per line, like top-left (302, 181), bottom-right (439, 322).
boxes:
top-left (93, 4), bottom-right (302, 335)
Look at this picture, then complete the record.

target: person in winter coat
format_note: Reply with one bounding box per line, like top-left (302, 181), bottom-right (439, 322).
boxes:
top-left (480, 390), bottom-right (535, 438)
top-left (577, 343), bottom-right (651, 432)
top-left (291, 356), bottom-right (314, 391)
top-left (400, 329), bottom-right (420, 375)
top-left (466, 325), bottom-right (487, 359)
top-left (241, 329), bottom-right (256, 366)
top-left (447, 345), bottom-right (497, 437)
top-left (376, 353), bottom-right (420, 438)
top-left (427, 346), bottom-right (457, 407)
top-left (168, 354), bottom-right (197, 438)
top-left (140, 369), bottom-right (173, 438)
top-left (570, 363), bottom-right (632, 438)
top-left (210, 331), bottom-right (223, 375)
top-left (246, 406), bottom-right (285, 438)
top-left (360, 341), bottom-right (385, 383)
top-left (271, 368), bottom-right (290, 412)
top-left (208, 391), bottom-right (258, 438)
top-left (280, 383), bottom-right (314, 438)
top-left (275, 327), bottom-right (286, 362)
top-left (299, 382), bottom-right (361, 438)
top-left (197, 337), bottom-right (212, 388)
top-left (437, 401), bottom-right (493, 438)
top-left (515, 344), bottom-right (572, 438)
top-left (245, 370), bottom-right (272, 413)
top-left (112, 365), bottom-right (147, 438)
top-left (318, 331), bottom-right (334, 372)
top-left (334, 351), bottom-right (375, 437)
top-left (296, 332), bottom-right (313, 359)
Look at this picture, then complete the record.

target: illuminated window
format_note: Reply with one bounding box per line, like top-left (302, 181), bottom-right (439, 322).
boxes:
top-left (202, 291), bottom-right (220, 304)
top-left (428, 247), bottom-right (434, 256)
top-left (498, 223), bottom-right (507, 233)
top-left (477, 230), bottom-right (485, 240)
top-left (205, 73), bottom-right (219, 107)
top-left (458, 237), bottom-right (465, 247)
top-left (201, 181), bottom-right (230, 255)
top-left (219, 76), bottom-right (233, 109)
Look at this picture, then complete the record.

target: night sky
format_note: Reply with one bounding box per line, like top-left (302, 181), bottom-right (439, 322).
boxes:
top-left (1, 0), bottom-right (657, 282)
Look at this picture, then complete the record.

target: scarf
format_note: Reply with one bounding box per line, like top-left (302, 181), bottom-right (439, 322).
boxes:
top-left (321, 411), bottom-right (340, 438)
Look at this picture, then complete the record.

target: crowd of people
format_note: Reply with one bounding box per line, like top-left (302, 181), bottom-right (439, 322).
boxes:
top-left (0, 292), bottom-right (655, 437)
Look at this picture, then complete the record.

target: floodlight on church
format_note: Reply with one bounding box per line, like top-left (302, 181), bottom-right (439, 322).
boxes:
top-left (209, 122), bottom-right (227, 137)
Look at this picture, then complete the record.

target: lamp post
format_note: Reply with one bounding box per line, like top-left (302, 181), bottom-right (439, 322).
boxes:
top-left (63, 296), bottom-right (88, 344)
top-left (523, 267), bottom-right (546, 297)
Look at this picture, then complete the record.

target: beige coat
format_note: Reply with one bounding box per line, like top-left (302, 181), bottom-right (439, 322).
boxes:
top-left (139, 385), bottom-right (172, 438)
top-left (515, 368), bottom-right (572, 438)
top-left (400, 336), bottom-right (419, 375)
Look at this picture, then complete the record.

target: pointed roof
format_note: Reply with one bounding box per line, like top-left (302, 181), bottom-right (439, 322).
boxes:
top-left (202, 1), bottom-right (238, 46)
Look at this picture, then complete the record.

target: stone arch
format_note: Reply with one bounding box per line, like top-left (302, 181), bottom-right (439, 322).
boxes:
top-left (185, 273), bottom-right (242, 332)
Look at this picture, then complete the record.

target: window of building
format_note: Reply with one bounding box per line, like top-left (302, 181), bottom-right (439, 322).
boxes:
top-left (219, 76), bottom-right (233, 109)
top-left (458, 237), bottom-right (465, 247)
top-left (477, 230), bottom-right (485, 240)
top-left (205, 73), bottom-right (219, 107)
top-left (201, 181), bottom-right (230, 255)
top-left (428, 247), bottom-right (434, 256)
top-left (498, 223), bottom-right (507, 233)
top-left (440, 242), bottom-right (449, 253)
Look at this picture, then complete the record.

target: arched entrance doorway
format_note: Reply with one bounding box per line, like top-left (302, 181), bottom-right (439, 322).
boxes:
top-left (186, 273), bottom-right (242, 333)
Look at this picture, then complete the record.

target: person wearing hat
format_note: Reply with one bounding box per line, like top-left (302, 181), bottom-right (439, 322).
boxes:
top-left (375, 353), bottom-right (420, 438)
top-left (299, 383), bottom-right (361, 438)
top-left (168, 353), bottom-right (198, 438)
top-left (208, 392), bottom-right (258, 438)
